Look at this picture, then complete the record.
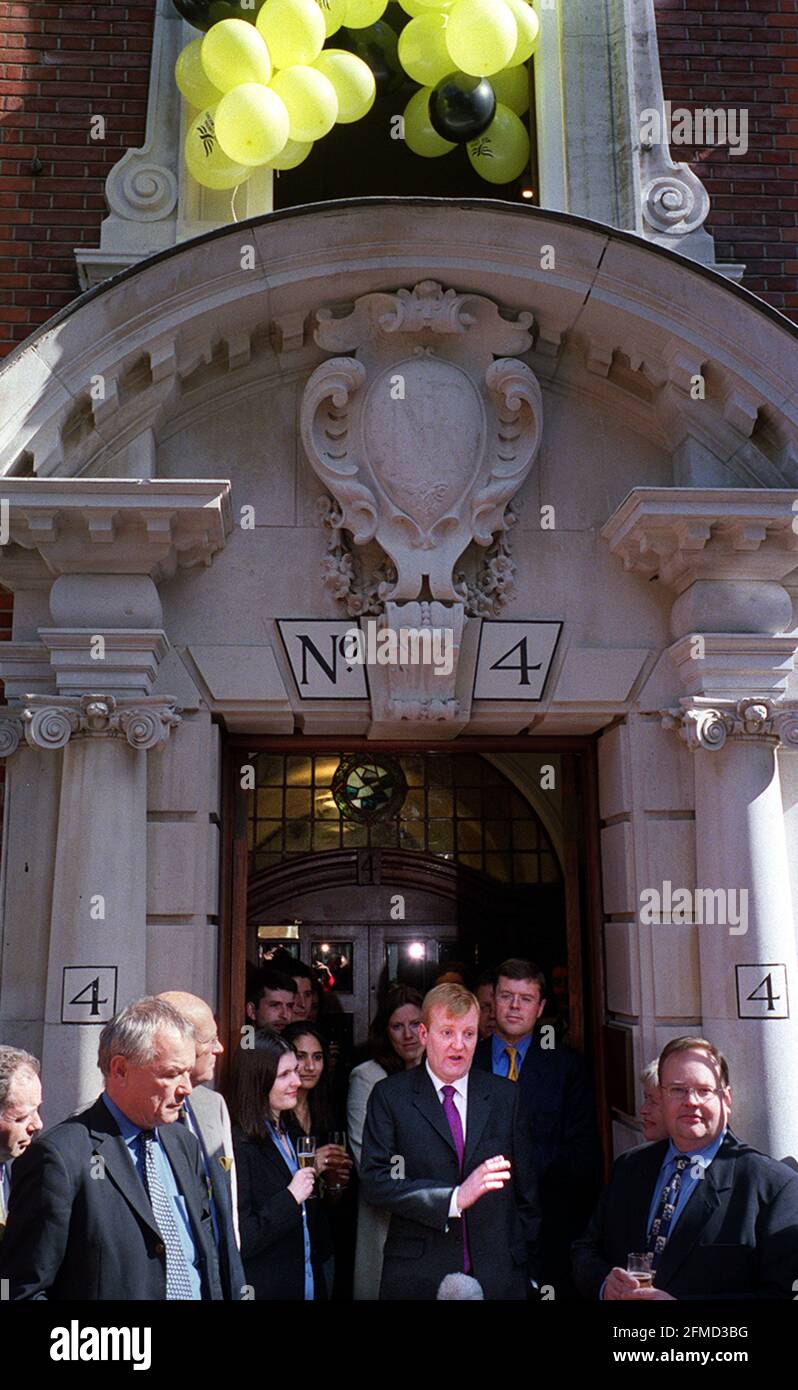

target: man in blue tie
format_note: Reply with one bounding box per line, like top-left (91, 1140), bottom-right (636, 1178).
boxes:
top-left (572, 1036), bottom-right (798, 1300)
top-left (0, 997), bottom-right (223, 1299)
top-left (0, 1047), bottom-right (43, 1235)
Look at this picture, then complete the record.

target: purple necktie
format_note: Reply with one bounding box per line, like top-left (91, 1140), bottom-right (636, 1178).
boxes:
top-left (441, 1084), bottom-right (471, 1274)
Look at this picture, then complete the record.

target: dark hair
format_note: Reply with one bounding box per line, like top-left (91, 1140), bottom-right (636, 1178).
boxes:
top-left (476, 969), bottom-right (497, 990)
top-left (283, 1022), bottom-right (336, 1135)
top-left (369, 983), bottom-right (424, 1076)
top-left (288, 959), bottom-right (313, 982)
top-left (246, 966), bottom-right (297, 1009)
top-left (495, 958), bottom-right (547, 998)
top-left (227, 1027), bottom-right (295, 1142)
top-left (433, 960), bottom-right (471, 988)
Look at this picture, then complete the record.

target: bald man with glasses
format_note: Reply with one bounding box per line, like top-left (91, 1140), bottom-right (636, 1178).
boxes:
top-left (572, 1036), bottom-right (798, 1300)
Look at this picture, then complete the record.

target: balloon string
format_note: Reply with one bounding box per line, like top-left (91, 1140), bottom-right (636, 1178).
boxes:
top-left (231, 183), bottom-right (242, 223)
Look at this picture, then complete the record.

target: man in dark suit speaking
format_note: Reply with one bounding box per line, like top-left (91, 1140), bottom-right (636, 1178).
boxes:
top-left (0, 996), bottom-right (223, 1300)
top-left (572, 1036), bottom-right (798, 1300)
top-left (360, 983), bottom-right (540, 1300)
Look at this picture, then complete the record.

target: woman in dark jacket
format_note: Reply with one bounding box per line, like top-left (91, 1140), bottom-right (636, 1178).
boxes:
top-left (227, 1027), bottom-right (333, 1300)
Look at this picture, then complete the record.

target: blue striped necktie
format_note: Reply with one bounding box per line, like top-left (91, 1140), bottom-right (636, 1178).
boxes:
top-left (140, 1129), bottom-right (195, 1299)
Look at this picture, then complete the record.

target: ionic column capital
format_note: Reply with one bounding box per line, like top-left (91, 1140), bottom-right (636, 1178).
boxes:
top-left (16, 693), bottom-right (181, 753)
top-left (660, 697), bottom-right (798, 752)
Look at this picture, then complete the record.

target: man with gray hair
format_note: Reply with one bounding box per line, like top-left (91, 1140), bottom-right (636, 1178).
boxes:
top-left (0, 997), bottom-right (223, 1300)
top-left (0, 1046), bottom-right (42, 1233)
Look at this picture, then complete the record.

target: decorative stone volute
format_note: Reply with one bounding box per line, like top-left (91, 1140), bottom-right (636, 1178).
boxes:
top-left (661, 697), bottom-right (798, 751)
top-left (301, 282), bottom-right (543, 605)
top-left (21, 694), bottom-right (181, 752)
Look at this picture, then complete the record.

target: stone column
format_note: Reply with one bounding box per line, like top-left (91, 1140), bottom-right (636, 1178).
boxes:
top-left (663, 699), bottom-right (798, 1159)
top-left (603, 488), bottom-right (798, 1158)
top-left (19, 695), bottom-right (180, 1119)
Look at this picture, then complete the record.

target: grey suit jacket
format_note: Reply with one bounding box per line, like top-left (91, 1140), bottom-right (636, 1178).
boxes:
top-left (187, 1085), bottom-right (240, 1246)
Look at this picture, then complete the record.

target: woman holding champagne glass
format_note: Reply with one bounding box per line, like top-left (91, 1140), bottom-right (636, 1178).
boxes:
top-left (228, 1028), bottom-right (333, 1300)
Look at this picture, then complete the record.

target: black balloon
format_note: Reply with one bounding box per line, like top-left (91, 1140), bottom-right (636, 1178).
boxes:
top-left (429, 72), bottom-right (496, 144)
top-left (337, 22), bottom-right (404, 95)
top-left (171, 0), bottom-right (266, 30)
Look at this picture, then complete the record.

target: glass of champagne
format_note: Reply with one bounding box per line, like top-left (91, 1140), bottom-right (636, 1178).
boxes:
top-left (295, 1135), bottom-right (317, 1195)
top-left (627, 1252), bottom-right (654, 1288)
top-left (325, 1131), bottom-right (348, 1192)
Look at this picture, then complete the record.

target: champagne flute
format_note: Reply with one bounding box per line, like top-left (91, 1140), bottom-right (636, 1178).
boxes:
top-left (295, 1135), bottom-right (317, 1195)
top-left (325, 1130), bottom-right (348, 1192)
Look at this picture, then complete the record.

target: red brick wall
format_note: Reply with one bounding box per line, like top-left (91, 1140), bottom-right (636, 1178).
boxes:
top-left (0, 1), bottom-right (155, 357)
top-left (655, 0), bottom-right (798, 320)
top-left (0, 2), bottom-right (795, 358)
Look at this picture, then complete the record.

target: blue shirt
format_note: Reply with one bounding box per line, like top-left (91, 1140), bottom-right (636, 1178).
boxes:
top-left (267, 1124), bottom-right (314, 1301)
top-left (102, 1093), bottom-right (202, 1300)
top-left (491, 1030), bottom-right (534, 1077)
top-left (646, 1129), bottom-right (727, 1238)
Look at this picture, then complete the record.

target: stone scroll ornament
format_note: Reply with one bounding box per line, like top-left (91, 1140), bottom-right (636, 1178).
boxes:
top-left (661, 698), bottom-right (798, 752)
top-left (300, 282), bottom-right (543, 606)
top-left (20, 695), bottom-right (181, 753)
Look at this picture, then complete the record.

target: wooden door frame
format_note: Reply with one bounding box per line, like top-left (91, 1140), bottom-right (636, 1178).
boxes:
top-left (218, 734), bottom-right (609, 1164)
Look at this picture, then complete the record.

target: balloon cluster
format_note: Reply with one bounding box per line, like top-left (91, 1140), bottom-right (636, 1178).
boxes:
top-left (398, 0), bottom-right (537, 183)
top-left (176, 0), bottom-right (377, 188)
top-left (173, 0), bottom-right (537, 189)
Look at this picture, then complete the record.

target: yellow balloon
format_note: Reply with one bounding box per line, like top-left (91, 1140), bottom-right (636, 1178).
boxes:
top-left (315, 0), bottom-right (348, 35)
top-left (176, 39), bottom-right (223, 110)
top-left (398, 14), bottom-right (453, 87)
top-left (445, 0), bottom-right (517, 77)
top-left (270, 136), bottom-right (314, 169)
top-left (467, 102), bottom-right (529, 184)
top-left (398, 0), bottom-right (451, 10)
top-left (403, 85), bottom-right (455, 157)
top-left (256, 0), bottom-right (325, 70)
top-left (184, 106), bottom-right (253, 188)
top-left (343, 0), bottom-right (387, 28)
top-left (201, 19), bottom-right (272, 92)
top-left (503, 0), bottom-right (539, 65)
top-left (314, 50), bottom-right (375, 122)
top-left (214, 83), bottom-right (290, 164)
top-left (270, 65), bottom-right (338, 141)
top-left (491, 64), bottom-right (529, 117)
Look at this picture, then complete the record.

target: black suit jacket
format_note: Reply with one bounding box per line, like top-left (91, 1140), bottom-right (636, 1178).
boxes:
top-left (233, 1124), bottom-right (332, 1300)
top-left (473, 1033), bottom-right (601, 1290)
top-left (0, 1096), bottom-right (223, 1300)
top-left (572, 1130), bottom-right (798, 1300)
top-left (182, 1096), bottom-right (246, 1301)
top-left (473, 1034), bottom-right (601, 1189)
top-left (360, 1064), bottom-right (541, 1300)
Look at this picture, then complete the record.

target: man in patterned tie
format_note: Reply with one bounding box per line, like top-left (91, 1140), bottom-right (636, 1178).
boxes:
top-left (572, 1036), bottom-right (798, 1300)
top-left (0, 1047), bottom-right (43, 1238)
top-left (360, 983), bottom-right (541, 1300)
top-left (0, 998), bottom-right (223, 1300)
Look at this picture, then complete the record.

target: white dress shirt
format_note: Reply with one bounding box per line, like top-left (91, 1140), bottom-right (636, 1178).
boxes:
top-left (426, 1061), bottom-right (469, 1218)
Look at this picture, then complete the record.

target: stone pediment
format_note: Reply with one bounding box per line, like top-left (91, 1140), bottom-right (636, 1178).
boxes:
top-left (300, 282), bottom-right (543, 606)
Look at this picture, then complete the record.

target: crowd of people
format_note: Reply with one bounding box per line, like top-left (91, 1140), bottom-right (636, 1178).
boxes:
top-left (1, 955), bottom-right (797, 1301)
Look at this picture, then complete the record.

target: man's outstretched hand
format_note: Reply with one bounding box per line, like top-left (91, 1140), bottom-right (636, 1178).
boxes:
top-left (457, 1155), bottom-right (512, 1211)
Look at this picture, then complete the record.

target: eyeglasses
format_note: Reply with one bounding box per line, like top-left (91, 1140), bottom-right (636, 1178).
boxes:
top-left (663, 1085), bottom-right (722, 1103)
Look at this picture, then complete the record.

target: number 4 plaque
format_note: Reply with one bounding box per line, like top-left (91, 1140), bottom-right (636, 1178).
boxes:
top-left (735, 964), bottom-right (789, 1020)
top-left (473, 620), bottom-right (562, 701)
top-left (61, 966), bottom-right (118, 1024)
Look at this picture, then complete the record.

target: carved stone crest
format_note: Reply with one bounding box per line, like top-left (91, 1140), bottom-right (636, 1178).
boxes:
top-left (300, 282), bottom-right (543, 606)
